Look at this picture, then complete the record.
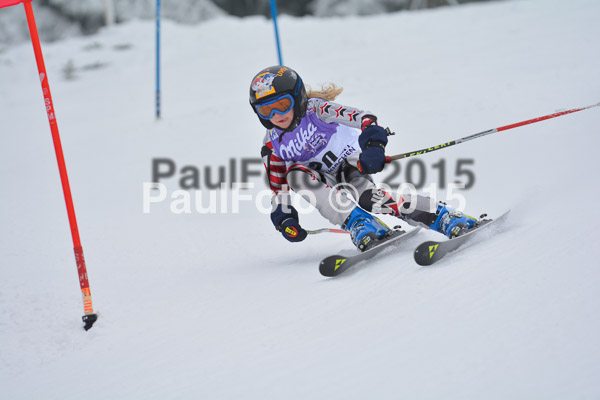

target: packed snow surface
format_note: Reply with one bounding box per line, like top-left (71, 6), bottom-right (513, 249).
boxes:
top-left (1, 0), bottom-right (599, 398)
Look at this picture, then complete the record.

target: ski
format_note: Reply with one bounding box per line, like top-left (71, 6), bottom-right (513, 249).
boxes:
top-left (413, 210), bottom-right (510, 266)
top-left (319, 227), bottom-right (421, 277)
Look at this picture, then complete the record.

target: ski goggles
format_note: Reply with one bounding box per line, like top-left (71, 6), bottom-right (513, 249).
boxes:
top-left (254, 94), bottom-right (294, 120)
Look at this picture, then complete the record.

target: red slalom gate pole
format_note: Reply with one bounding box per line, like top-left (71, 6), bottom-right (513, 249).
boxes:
top-left (21, 0), bottom-right (97, 330)
top-left (385, 101), bottom-right (600, 162)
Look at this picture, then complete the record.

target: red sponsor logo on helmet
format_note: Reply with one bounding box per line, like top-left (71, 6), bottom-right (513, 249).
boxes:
top-left (252, 72), bottom-right (277, 99)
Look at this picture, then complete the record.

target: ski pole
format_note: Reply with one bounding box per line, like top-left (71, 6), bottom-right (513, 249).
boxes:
top-left (307, 228), bottom-right (349, 235)
top-left (385, 101), bottom-right (600, 162)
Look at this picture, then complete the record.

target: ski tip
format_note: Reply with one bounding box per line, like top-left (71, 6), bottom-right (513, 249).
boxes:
top-left (413, 240), bottom-right (440, 266)
top-left (319, 255), bottom-right (349, 277)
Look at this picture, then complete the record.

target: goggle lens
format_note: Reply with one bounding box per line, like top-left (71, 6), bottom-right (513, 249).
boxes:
top-left (255, 96), bottom-right (294, 119)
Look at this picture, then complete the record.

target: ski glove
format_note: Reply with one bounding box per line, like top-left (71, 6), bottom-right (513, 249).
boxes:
top-left (271, 204), bottom-right (308, 243)
top-left (358, 125), bottom-right (388, 174)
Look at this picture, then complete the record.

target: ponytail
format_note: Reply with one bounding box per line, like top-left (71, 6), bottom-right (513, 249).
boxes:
top-left (306, 83), bottom-right (343, 101)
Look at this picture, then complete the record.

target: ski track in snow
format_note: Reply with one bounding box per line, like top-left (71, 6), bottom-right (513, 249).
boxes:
top-left (1, 0), bottom-right (600, 398)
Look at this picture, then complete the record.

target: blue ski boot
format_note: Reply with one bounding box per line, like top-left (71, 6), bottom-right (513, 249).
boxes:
top-left (430, 202), bottom-right (478, 238)
top-left (343, 206), bottom-right (391, 251)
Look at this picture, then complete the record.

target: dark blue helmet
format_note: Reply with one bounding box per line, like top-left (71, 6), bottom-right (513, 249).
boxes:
top-left (249, 65), bottom-right (308, 130)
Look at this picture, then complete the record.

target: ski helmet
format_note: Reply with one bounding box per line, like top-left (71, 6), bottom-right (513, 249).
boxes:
top-left (249, 66), bottom-right (308, 130)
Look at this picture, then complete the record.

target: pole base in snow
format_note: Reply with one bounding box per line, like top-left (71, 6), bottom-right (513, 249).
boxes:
top-left (82, 313), bottom-right (98, 331)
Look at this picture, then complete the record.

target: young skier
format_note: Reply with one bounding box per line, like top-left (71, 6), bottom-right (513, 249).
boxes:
top-left (250, 65), bottom-right (478, 251)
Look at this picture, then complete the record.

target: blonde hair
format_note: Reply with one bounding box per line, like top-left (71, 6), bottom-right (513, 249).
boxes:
top-left (307, 83), bottom-right (344, 101)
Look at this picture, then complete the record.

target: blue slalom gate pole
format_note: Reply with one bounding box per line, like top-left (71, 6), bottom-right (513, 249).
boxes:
top-left (269, 0), bottom-right (283, 65)
top-left (155, 0), bottom-right (161, 119)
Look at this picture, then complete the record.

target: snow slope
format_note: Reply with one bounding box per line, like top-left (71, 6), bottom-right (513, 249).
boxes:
top-left (1, 0), bottom-right (600, 398)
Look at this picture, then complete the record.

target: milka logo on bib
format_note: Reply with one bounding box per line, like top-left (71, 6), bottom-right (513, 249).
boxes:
top-left (279, 123), bottom-right (318, 160)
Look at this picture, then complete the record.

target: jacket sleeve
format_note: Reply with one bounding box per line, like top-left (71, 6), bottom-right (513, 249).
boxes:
top-left (261, 132), bottom-right (288, 194)
top-left (308, 97), bottom-right (377, 130)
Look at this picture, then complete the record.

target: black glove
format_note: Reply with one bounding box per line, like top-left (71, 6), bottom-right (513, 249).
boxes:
top-left (358, 124), bottom-right (388, 174)
top-left (270, 204), bottom-right (307, 242)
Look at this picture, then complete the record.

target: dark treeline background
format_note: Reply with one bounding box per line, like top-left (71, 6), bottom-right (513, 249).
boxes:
top-left (0, 0), bottom-right (501, 47)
